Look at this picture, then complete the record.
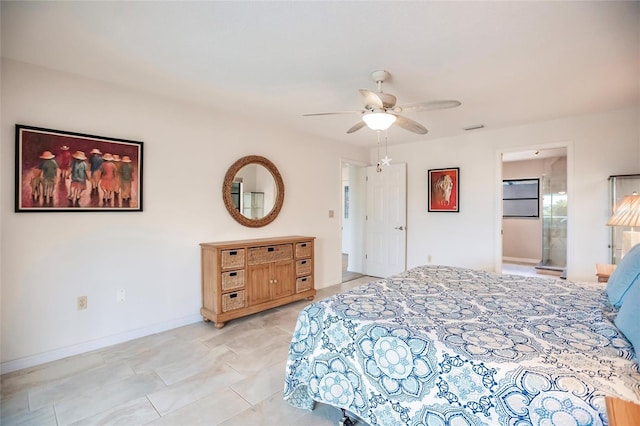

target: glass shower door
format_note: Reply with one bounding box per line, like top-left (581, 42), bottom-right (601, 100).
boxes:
top-left (539, 174), bottom-right (567, 270)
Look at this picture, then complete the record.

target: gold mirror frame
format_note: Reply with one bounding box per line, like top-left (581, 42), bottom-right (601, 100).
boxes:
top-left (222, 155), bottom-right (285, 227)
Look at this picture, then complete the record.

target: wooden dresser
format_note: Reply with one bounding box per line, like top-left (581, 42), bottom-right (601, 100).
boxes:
top-left (606, 396), bottom-right (640, 426)
top-left (200, 236), bottom-right (316, 328)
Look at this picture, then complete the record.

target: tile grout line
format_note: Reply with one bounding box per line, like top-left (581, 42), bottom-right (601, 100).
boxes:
top-left (145, 394), bottom-right (163, 422)
top-left (53, 401), bottom-right (60, 426)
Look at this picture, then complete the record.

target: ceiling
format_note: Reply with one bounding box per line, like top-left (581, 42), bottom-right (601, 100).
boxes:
top-left (1, 1), bottom-right (639, 148)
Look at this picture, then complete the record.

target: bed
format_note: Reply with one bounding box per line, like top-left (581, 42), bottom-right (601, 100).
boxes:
top-left (283, 264), bottom-right (640, 425)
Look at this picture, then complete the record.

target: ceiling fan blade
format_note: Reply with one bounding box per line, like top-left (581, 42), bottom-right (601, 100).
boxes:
top-left (358, 89), bottom-right (384, 109)
top-left (346, 121), bottom-right (366, 134)
top-left (393, 114), bottom-right (428, 134)
top-left (303, 111), bottom-right (361, 116)
top-left (393, 100), bottom-right (461, 114)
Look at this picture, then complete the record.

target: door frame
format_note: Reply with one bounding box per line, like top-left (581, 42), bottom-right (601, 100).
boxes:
top-left (494, 141), bottom-right (574, 275)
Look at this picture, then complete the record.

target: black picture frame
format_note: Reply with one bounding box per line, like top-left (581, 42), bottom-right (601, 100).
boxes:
top-left (15, 124), bottom-right (143, 212)
top-left (502, 178), bottom-right (540, 218)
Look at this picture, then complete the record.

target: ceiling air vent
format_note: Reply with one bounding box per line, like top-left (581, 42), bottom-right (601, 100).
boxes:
top-left (463, 124), bottom-right (485, 131)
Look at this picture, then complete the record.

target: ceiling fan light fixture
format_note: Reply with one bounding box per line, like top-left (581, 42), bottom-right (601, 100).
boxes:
top-left (362, 112), bottom-right (396, 131)
top-left (304, 70), bottom-right (460, 135)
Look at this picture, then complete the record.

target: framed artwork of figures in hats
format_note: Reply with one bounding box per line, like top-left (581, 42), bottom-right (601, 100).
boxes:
top-left (15, 124), bottom-right (143, 212)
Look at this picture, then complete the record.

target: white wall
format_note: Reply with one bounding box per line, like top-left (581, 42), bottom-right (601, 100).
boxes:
top-left (373, 107), bottom-right (639, 280)
top-left (0, 59), bottom-right (369, 371)
top-left (2, 58), bottom-right (639, 372)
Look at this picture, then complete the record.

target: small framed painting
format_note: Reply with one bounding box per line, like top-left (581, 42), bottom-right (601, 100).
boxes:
top-left (15, 124), bottom-right (143, 212)
top-left (428, 167), bottom-right (459, 212)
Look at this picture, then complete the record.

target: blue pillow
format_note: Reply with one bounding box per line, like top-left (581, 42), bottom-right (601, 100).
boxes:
top-left (615, 276), bottom-right (640, 361)
top-left (606, 243), bottom-right (640, 307)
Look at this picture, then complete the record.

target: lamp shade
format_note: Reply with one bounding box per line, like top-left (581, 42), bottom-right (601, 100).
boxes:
top-left (362, 112), bottom-right (396, 131)
top-left (607, 195), bottom-right (640, 227)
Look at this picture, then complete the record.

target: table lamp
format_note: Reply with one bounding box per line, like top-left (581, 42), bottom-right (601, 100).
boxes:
top-left (607, 192), bottom-right (640, 258)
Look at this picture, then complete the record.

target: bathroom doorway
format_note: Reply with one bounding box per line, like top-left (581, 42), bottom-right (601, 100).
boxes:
top-left (501, 147), bottom-right (568, 278)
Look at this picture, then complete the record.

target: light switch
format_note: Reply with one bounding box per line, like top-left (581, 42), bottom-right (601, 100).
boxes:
top-left (328, 210), bottom-right (334, 218)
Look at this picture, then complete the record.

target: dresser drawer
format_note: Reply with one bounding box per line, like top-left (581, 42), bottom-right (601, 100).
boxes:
top-left (221, 270), bottom-right (244, 291)
top-left (247, 244), bottom-right (293, 265)
top-left (295, 241), bottom-right (312, 258)
top-left (221, 249), bottom-right (245, 269)
top-left (296, 259), bottom-right (312, 277)
top-left (222, 290), bottom-right (245, 312)
top-left (296, 276), bottom-right (313, 293)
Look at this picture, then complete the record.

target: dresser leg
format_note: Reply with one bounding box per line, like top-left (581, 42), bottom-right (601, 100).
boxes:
top-left (215, 322), bottom-right (225, 329)
top-left (307, 296), bottom-right (315, 301)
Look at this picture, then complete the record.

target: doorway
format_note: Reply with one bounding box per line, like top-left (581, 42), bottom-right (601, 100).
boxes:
top-left (340, 160), bottom-right (408, 281)
top-left (341, 161), bottom-right (366, 282)
top-left (501, 146), bottom-right (568, 278)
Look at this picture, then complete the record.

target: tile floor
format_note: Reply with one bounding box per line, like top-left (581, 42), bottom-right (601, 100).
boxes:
top-left (501, 262), bottom-right (561, 278)
top-left (1, 265), bottom-right (557, 426)
top-left (0, 276), bottom-right (374, 426)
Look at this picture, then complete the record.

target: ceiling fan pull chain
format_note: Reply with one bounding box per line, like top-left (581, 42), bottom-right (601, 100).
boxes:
top-left (376, 131), bottom-right (383, 172)
top-left (385, 130), bottom-right (389, 157)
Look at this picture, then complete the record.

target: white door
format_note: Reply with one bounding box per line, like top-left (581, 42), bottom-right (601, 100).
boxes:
top-left (365, 163), bottom-right (407, 278)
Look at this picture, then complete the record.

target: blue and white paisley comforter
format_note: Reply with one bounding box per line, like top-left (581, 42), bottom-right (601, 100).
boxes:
top-left (283, 265), bottom-right (640, 426)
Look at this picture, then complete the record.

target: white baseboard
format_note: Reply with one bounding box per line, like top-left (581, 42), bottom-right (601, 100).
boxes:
top-left (1, 314), bottom-right (203, 374)
top-left (502, 257), bottom-right (540, 265)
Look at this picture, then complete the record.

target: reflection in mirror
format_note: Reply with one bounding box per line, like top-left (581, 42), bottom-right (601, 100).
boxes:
top-left (223, 156), bottom-right (284, 228)
top-left (233, 164), bottom-right (276, 219)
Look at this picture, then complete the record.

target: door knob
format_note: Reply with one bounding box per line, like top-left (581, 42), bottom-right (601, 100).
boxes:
top-left (394, 226), bottom-right (405, 230)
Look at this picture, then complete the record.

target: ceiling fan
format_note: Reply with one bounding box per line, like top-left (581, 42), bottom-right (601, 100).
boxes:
top-left (303, 70), bottom-right (461, 135)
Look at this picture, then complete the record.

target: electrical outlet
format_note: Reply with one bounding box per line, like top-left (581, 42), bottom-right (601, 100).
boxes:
top-left (428, 255), bottom-right (432, 263)
top-left (77, 296), bottom-right (87, 310)
top-left (117, 289), bottom-right (126, 303)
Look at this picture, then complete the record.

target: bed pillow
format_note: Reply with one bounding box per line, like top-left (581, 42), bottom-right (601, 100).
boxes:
top-left (615, 276), bottom-right (640, 361)
top-left (606, 243), bottom-right (640, 307)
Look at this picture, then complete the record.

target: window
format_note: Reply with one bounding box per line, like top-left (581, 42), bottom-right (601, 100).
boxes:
top-left (503, 178), bottom-right (539, 217)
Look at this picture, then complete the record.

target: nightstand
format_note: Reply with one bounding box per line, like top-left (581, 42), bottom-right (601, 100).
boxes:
top-left (606, 396), bottom-right (640, 425)
top-left (596, 263), bottom-right (616, 283)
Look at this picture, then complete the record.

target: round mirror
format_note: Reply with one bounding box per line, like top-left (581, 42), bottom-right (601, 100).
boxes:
top-left (222, 155), bottom-right (284, 227)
